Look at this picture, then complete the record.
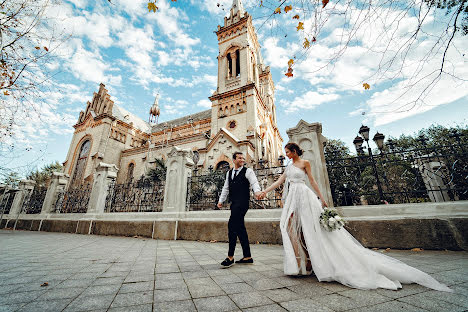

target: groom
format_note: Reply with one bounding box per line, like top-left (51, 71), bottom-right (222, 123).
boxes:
top-left (217, 152), bottom-right (262, 268)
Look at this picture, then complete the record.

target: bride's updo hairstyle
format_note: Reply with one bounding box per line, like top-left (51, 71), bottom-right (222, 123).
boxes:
top-left (285, 142), bottom-right (303, 156)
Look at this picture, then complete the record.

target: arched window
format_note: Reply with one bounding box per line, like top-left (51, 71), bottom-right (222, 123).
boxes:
top-left (127, 163), bottom-right (135, 183)
top-left (216, 161), bottom-right (230, 171)
top-left (70, 140), bottom-right (91, 188)
top-left (227, 53), bottom-right (232, 78)
top-left (235, 50), bottom-right (240, 77)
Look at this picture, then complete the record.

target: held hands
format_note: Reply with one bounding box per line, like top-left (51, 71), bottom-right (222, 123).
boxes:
top-left (217, 202), bottom-right (223, 209)
top-left (255, 191), bottom-right (266, 200)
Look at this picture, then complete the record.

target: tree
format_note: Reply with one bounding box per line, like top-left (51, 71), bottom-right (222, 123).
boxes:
top-left (1, 170), bottom-right (21, 187)
top-left (26, 161), bottom-right (62, 187)
top-left (0, 0), bottom-right (67, 184)
top-left (145, 158), bottom-right (167, 182)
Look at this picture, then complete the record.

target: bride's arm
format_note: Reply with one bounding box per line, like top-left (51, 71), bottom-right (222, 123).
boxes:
top-left (263, 172), bottom-right (286, 194)
top-left (304, 161), bottom-right (328, 207)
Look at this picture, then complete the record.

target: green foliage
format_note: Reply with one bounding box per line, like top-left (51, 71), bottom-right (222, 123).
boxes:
top-left (146, 158), bottom-right (166, 182)
top-left (26, 161), bottom-right (63, 187)
top-left (2, 171), bottom-right (21, 187)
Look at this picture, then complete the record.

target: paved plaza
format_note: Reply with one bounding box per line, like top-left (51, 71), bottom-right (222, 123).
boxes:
top-left (0, 230), bottom-right (467, 312)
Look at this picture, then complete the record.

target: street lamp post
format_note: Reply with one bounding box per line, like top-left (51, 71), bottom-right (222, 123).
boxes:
top-left (353, 125), bottom-right (386, 203)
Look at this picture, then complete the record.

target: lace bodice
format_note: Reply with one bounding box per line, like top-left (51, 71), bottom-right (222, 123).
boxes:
top-left (287, 164), bottom-right (307, 183)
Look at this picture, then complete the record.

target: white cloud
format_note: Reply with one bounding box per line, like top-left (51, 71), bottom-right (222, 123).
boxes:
top-left (197, 99), bottom-right (212, 108)
top-left (281, 90), bottom-right (340, 113)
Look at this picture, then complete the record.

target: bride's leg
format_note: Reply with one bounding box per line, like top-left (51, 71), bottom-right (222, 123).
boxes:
top-left (300, 231), bottom-right (313, 272)
top-left (287, 213), bottom-right (301, 268)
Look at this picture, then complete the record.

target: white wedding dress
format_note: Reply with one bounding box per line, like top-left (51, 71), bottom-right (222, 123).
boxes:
top-left (279, 164), bottom-right (452, 291)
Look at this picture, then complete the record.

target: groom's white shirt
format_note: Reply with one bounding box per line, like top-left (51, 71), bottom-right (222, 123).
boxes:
top-left (218, 167), bottom-right (261, 204)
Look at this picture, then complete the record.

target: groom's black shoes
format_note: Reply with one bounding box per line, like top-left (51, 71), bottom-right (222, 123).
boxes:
top-left (235, 257), bottom-right (254, 264)
top-left (221, 258), bottom-right (235, 268)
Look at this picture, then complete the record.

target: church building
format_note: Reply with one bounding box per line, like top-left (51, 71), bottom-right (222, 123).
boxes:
top-left (62, 0), bottom-right (284, 186)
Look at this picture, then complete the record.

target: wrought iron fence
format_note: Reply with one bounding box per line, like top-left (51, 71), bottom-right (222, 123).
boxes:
top-left (325, 142), bottom-right (468, 206)
top-left (186, 165), bottom-right (286, 211)
top-left (22, 187), bottom-right (47, 214)
top-left (105, 179), bottom-right (165, 212)
top-left (54, 185), bottom-right (91, 213)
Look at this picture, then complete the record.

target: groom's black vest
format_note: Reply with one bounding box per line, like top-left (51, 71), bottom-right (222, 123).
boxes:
top-left (228, 167), bottom-right (250, 206)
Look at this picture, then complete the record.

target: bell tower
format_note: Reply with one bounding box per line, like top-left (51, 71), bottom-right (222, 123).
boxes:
top-left (209, 0), bottom-right (283, 165)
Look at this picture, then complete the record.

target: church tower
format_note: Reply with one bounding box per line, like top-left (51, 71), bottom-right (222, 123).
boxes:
top-left (209, 0), bottom-right (283, 166)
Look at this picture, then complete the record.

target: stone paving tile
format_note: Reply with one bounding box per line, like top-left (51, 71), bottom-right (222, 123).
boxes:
top-left (346, 300), bottom-right (430, 312)
top-left (193, 295), bottom-right (239, 312)
top-left (118, 281), bottom-right (153, 293)
top-left (17, 298), bottom-right (71, 312)
top-left (0, 290), bottom-right (45, 305)
top-left (58, 278), bottom-right (95, 289)
top-left (262, 288), bottom-right (302, 302)
top-left (80, 284), bottom-right (121, 296)
top-left (398, 291), bottom-right (467, 312)
top-left (375, 283), bottom-right (430, 299)
top-left (218, 282), bottom-right (256, 295)
top-left (92, 276), bottom-right (125, 286)
top-left (1, 231), bottom-right (467, 312)
top-left (242, 304), bottom-right (288, 312)
top-left (63, 294), bottom-right (115, 312)
top-left (37, 287), bottom-right (86, 300)
top-left (108, 304), bottom-right (152, 312)
top-left (280, 298), bottom-right (335, 312)
top-left (229, 291), bottom-right (274, 309)
top-left (109, 291), bottom-right (153, 308)
top-left (247, 278), bottom-right (283, 291)
top-left (154, 287), bottom-right (191, 302)
top-left (154, 299), bottom-right (197, 312)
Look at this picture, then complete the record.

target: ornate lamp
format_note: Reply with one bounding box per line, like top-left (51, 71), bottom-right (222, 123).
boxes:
top-left (358, 125), bottom-right (370, 141)
top-left (353, 136), bottom-right (364, 153)
top-left (373, 132), bottom-right (385, 151)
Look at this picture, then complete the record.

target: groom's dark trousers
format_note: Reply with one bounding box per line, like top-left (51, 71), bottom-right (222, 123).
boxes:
top-left (227, 167), bottom-right (251, 258)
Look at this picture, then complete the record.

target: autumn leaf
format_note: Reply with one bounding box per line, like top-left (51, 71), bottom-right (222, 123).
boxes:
top-left (40, 282), bottom-right (49, 287)
top-left (322, 0), bottom-right (329, 8)
top-left (35, 47), bottom-right (40, 50)
top-left (44, 47), bottom-right (48, 52)
top-left (292, 14), bottom-right (299, 19)
top-left (363, 83), bottom-right (370, 90)
top-left (284, 5), bottom-right (292, 13)
top-left (288, 58), bottom-right (294, 67)
top-left (285, 67), bottom-right (293, 77)
top-left (147, 2), bottom-right (158, 12)
top-left (296, 22), bottom-right (304, 31)
top-left (3, 90), bottom-right (9, 95)
top-left (274, 7), bottom-right (281, 14)
top-left (312, 37), bottom-right (316, 42)
top-left (411, 248), bottom-right (423, 252)
top-left (303, 38), bottom-right (310, 49)
top-left (171, 0), bottom-right (177, 1)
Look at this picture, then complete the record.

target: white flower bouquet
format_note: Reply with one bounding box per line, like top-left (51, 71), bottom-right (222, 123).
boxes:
top-left (319, 208), bottom-right (346, 231)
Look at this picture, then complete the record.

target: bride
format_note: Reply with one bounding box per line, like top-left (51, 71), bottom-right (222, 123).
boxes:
top-left (259, 142), bottom-right (451, 292)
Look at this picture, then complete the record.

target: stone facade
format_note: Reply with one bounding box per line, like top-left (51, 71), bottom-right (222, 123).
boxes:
top-left (62, 0), bottom-right (283, 188)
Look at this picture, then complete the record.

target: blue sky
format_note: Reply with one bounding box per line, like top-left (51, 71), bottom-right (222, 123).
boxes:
top-left (4, 0), bottom-right (467, 176)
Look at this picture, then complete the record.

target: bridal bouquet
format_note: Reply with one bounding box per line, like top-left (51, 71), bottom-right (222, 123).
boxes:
top-left (319, 208), bottom-right (345, 231)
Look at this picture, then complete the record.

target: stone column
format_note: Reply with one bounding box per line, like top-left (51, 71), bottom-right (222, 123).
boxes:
top-left (87, 163), bottom-right (118, 214)
top-left (231, 52), bottom-right (237, 78)
top-left (163, 147), bottom-right (194, 213)
top-left (286, 120), bottom-right (334, 207)
top-left (9, 180), bottom-right (36, 215)
top-left (41, 173), bottom-right (69, 214)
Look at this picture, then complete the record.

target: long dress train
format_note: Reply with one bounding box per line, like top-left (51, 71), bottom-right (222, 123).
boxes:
top-left (279, 164), bottom-right (452, 292)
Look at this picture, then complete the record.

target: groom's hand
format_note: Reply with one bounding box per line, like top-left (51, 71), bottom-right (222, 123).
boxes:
top-left (217, 203), bottom-right (223, 209)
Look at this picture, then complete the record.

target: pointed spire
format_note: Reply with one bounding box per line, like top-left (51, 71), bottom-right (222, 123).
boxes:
top-left (231, 0), bottom-right (245, 16)
top-left (149, 93), bottom-right (160, 124)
